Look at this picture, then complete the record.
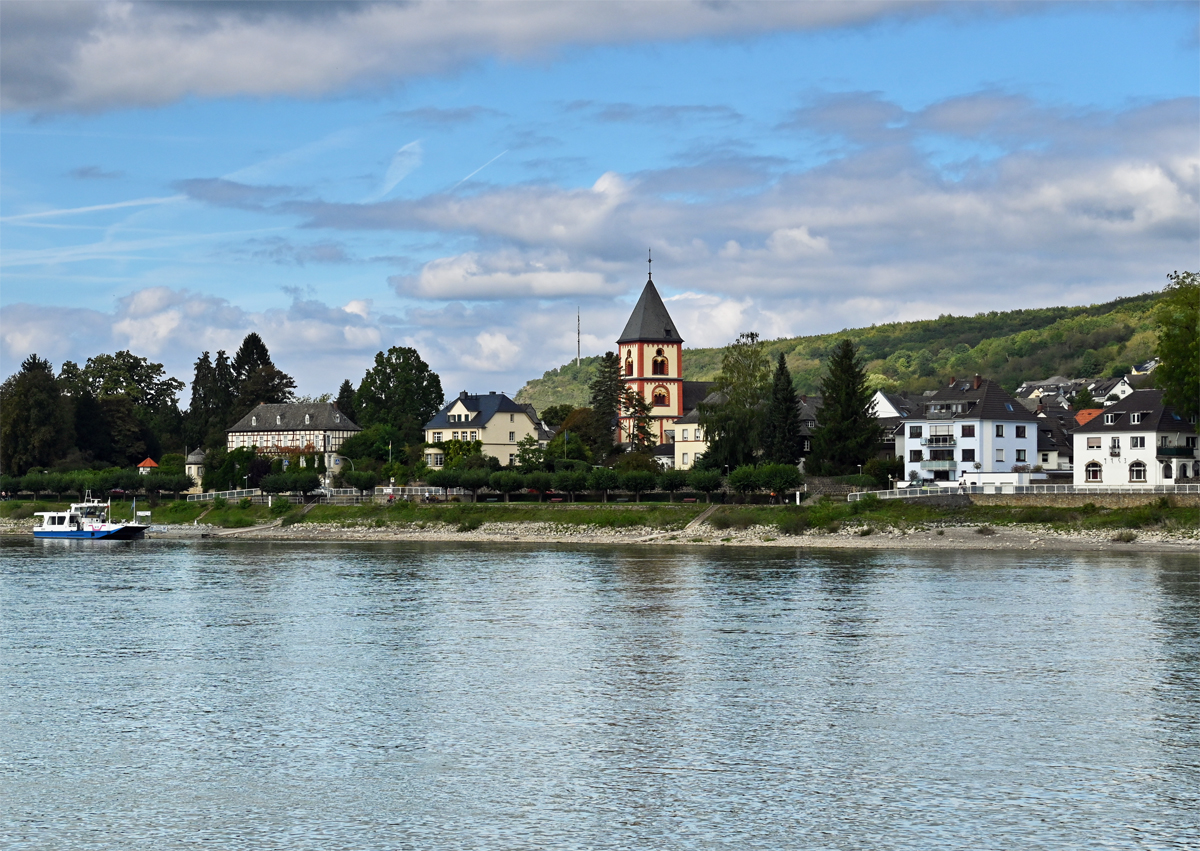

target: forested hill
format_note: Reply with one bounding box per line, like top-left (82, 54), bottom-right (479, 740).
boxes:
top-left (515, 291), bottom-right (1163, 412)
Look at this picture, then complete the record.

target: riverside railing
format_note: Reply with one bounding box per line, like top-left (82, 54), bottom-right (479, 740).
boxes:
top-left (187, 488), bottom-right (261, 502)
top-left (849, 483), bottom-right (1200, 501)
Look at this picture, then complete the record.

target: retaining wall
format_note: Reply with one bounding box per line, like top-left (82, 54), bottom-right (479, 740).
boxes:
top-left (969, 492), bottom-right (1200, 509)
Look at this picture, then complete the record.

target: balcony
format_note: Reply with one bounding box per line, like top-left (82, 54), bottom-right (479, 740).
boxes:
top-left (921, 436), bottom-right (957, 446)
top-left (920, 460), bottom-right (957, 471)
top-left (1157, 446), bottom-right (1197, 458)
top-left (1109, 448), bottom-right (1121, 457)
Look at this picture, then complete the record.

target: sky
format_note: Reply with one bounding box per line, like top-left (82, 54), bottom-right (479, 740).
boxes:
top-left (1, 1), bottom-right (1197, 402)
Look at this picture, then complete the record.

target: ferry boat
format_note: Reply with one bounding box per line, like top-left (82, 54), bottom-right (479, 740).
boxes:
top-left (32, 494), bottom-right (149, 540)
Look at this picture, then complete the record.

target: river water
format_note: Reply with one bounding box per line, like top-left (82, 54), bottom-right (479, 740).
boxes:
top-left (1, 539), bottom-right (1197, 849)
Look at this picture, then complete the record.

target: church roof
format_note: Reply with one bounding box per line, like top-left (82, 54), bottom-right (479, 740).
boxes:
top-left (617, 279), bottom-right (683, 344)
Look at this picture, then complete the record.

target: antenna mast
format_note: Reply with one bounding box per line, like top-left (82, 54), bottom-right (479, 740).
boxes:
top-left (576, 307), bottom-right (580, 367)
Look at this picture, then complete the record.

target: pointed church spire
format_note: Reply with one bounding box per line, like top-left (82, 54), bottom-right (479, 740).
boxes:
top-left (617, 275), bottom-right (682, 344)
top-left (647, 247), bottom-right (652, 282)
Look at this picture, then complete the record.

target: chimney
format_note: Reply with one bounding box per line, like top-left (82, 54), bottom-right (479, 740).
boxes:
top-left (459, 390), bottom-right (468, 399)
top-left (973, 374), bottom-right (982, 390)
top-left (949, 376), bottom-right (956, 387)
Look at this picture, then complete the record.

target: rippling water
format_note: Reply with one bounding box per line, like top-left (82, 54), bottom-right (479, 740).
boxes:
top-left (1, 539), bottom-right (1197, 849)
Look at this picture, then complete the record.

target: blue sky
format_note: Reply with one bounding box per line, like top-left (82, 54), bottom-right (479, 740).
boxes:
top-left (2, 1), bottom-right (1197, 400)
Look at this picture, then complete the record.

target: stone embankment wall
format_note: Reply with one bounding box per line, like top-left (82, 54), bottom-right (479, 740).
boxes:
top-left (805, 477), bottom-right (859, 498)
top-left (969, 493), bottom-right (1200, 509)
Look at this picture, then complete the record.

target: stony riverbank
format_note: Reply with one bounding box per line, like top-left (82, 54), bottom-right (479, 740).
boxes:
top-left (4, 518), bottom-right (1182, 552)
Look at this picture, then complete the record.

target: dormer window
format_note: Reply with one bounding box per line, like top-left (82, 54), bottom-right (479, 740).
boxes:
top-left (335, 414), bottom-right (341, 423)
top-left (305, 414), bottom-right (310, 425)
top-left (1130, 413), bottom-right (1141, 424)
top-left (251, 416), bottom-right (257, 426)
top-left (1104, 413), bottom-right (1115, 425)
top-left (276, 415), bottom-right (281, 425)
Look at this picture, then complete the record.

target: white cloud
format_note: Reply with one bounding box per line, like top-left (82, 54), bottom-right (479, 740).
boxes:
top-left (2, 1), bottom-right (946, 112)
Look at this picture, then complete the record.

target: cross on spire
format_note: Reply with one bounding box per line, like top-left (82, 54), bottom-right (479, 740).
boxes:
top-left (647, 247), bottom-right (652, 281)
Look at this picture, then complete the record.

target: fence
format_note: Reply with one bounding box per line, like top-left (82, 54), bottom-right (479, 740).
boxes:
top-left (187, 488), bottom-right (261, 502)
top-left (375, 486), bottom-right (466, 500)
top-left (849, 483), bottom-right (1200, 501)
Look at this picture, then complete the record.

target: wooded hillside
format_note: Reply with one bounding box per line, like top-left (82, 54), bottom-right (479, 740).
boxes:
top-left (516, 292), bottom-right (1162, 413)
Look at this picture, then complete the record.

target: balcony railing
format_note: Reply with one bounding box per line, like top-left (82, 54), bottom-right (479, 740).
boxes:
top-left (919, 460), bottom-right (957, 470)
top-left (1109, 448), bottom-right (1121, 457)
top-left (921, 436), bottom-right (957, 446)
top-left (1157, 446), bottom-right (1197, 457)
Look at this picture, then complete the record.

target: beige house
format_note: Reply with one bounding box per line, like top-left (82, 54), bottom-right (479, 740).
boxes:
top-left (423, 391), bottom-right (549, 468)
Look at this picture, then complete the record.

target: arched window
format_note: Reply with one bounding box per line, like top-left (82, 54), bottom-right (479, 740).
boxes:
top-left (276, 415), bottom-right (282, 425)
top-left (625, 353), bottom-right (634, 376)
top-left (652, 347), bottom-right (668, 376)
top-left (251, 416), bottom-right (257, 426)
top-left (1163, 463), bottom-right (1173, 479)
top-left (1179, 463), bottom-right (1189, 480)
top-left (1085, 462), bottom-right (1102, 482)
top-left (1193, 461), bottom-right (1199, 479)
top-left (652, 385), bottom-right (670, 407)
top-left (1128, 461), bottom-right (1146, 483)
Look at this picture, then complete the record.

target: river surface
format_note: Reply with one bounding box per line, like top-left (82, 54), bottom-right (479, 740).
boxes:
top-left (1, 539), bottom-right (1197, 850)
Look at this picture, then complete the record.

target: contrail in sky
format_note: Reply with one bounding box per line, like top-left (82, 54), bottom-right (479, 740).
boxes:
top-left (449, 151), bottom-right (508, 191)
top-left (0, 196), bottom-right (183, 222)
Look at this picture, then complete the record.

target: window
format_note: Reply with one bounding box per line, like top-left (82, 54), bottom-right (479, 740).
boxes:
top-left (1087, 437), bottom-right (1101, 449)
top-left (470, 431), bottom-right (477, 441)
top-left (1111, 437), bottom-right (1120, 449)
top-left (696, 428), bottom-right (703, 441)
top-left (1163, 464), bottom-right (1173, 479)
top-left (305, 414), bottom-right (310, 425)
top-left (960, 424), bottom-right (976, 438)
top-left (1085, 462), bottom-right (1102, 482)
top-left (1160, 436), bottom-right (1170, 447)
top-left (1188, 437), bottom-right (1198, 449)
top-left (1129, 462), bottom-right (1147, 482)
top-left (510, 414), bottom-right (515, 423)
top-left (995, 425), bottom-right (1005, 438)
top-left (682, 452), bottom-right (689, 466)
top-left (335, 414), bottom-right (341, 423)
top-left (1130, 436), bottom-right (1145, 449)
top-left (433, 432), bottom-right (442, 443)
top-left (652, 386), bottom-right (670, 407)
top-left (961, 449), bottom-right (976, 462)
top-left (909, 450), bottom-right (923, 462)
top-left (1130, 413), bottom-right (1142, 424)
top-left (1104, 413), bottom-right (1115, 425)
top-left (1015, 426), bottom-right (1026, 438)
top-left (625, 355), bottom-right (634, 376)
top-left (995, 448), bottom-right (1005, 463)
top-left (1041, 453), bottom-right (1049, 463)
top-left (1016, 449), bottom-right (1027, 463)
top-left (652, 348), bottom-right (668, 375)
top-left (909, 426), bottom-right (923, 438)
top-left (929, 449), bottom-right (953, 461)
top-left (509, 454), bottom-right (516, 465)
top-left (802, 438), bottom-right (810, 453)
top-left (251, 416), bottom-right (257, 426)
top-left (682, 429), bottom-right (689, 441)
top-left (509, 432), bottom-right (516, 442)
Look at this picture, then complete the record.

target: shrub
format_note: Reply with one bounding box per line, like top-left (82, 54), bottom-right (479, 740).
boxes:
top-left (976, 525), bottom-right (996, 536)
top-left (1112, 529), bottom-right (1138, 543)
top-left (212, 496), bottom-right (228, 509)
top-left (456, 515), bottom-right (484, 532)
top-left (824, 521), bottom-right (841, 534)
top-left (857, 526), bottom-right (874, 536)
top-left (270, 498), bottom-right (292, 516)
top-left (708, 512), bottom-right (733, 530)
top-left (850, 493), bottom-right (880, 515)
top-left (238, 497), bottom-right (252, 510)
top-left (9, 504), bottom-right (35, 520)
top-left (776, 513), bottom-right (809, 536)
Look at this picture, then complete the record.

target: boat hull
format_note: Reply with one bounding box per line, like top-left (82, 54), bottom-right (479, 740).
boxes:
top-left (34, 525), bottom-right (148, 541)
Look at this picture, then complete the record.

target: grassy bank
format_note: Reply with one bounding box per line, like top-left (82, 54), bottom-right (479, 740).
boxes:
top-left (3, 496), bottom-right (1195, 536)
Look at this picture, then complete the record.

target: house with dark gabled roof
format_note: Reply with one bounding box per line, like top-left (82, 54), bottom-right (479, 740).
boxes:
top-left (226, 401), bottom-right (363, 485)
top-left (899, 375), bottom-right (1039, 484)
top-left (423, 391), bottom-right (550, 468)
top-left (1071, 389), bottom-right (1197, 487)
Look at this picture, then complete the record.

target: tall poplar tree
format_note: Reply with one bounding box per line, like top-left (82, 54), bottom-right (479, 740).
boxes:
top-left (1155, 270), bottom-right (1199, 419)
top-left (589, 352), bottom-right (623, 428)
top-left (808, 339), bottom-right (882, 475)
top-left (762, 352), bottom-right (803, 465)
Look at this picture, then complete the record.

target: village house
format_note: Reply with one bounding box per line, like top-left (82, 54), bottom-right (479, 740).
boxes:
top-left (1071, 389), bottom-right (1197, 487)
top-left (422, 391), bottom-right (550, 468)
top-left (225, 402), bottom-right (362, 478)
top-left (897, 375), bottom-right (1039, 485)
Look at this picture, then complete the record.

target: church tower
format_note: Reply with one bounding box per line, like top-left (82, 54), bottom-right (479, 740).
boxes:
top-left (617, 262), bottom-right (684, 445)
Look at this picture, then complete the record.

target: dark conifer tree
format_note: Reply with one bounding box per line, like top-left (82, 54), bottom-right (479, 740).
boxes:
top-left (0, 355), bottom-right (75, 474)
top-left (588, 352), bottom-right (623, 432)
top-left (335, 379), bottom-right (358, 423)
top-left (808, 339), bottom-right (882, 475)
top-left (762, 352), bottom-right (804, 465)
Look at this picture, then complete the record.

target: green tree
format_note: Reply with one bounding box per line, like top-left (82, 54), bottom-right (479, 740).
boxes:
top-left (619, 470), bottom-right (656, 503)
top-left (698, 332), bottom-right (771, 469)
top-left (588, 352), bottom-right (623, 435)
top-left (621, 387), bottom-right (655, 451)
top-left (514, 434), bottom-right (545, 472)
top-left (657, 469), bottom-right (689, 502)
top-left (808, 339), bottom-right (883, 475)
top-left (539, 404), bottom-right (575, 427)
top-left (337, 424), bottom-right (406, 463)
top-left (762, 352), bottom-right (804, 465)
top-left (552, 469), bottom-right (588, 502)
top-left (228, 333), bottom-right (295, 422)
top-left (0, 355), bottom-right (75, 475)
top-left (545, 423), bottom-right (593, 465)
top-left (587, 467), bottom-right (619, 503)
top-left (727, 465), bottom-right (759, 501)
top-left (426, 467), bottom-right (461, 493)
top-left (335, 379), bottom-right (358, 423)
top-left (459, 467), bottom-right (491, 501)
top-left (488, 470), bottom-right (524, 502)
top-left (687, 468), bottom-right (724, 503)
top-left (525, 471), bottom-right (553, 502)
top-left (1073, 385), bottom-right (1097, 410)
top-left (756, 463), bottom-right (802, 503)
top-left (342, 470), bottom-right (381, 492)
top-left (1155, 271), bottom-right (1199, 419)
top-left (355, 346), bottom-right (444, 445)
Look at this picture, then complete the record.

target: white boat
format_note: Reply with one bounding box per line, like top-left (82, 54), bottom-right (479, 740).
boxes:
top-left (32, 493), bottom-right (149, 540)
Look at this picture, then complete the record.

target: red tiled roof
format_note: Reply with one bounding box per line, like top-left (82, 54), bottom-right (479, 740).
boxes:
top-left (137, 457), bottom-right (159, 468)
top-left (1073, 409), bottom-right (1103, 427)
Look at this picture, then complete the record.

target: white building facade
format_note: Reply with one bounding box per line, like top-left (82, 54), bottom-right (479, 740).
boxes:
top-left (1072, 390), bottom-right (1198, 487)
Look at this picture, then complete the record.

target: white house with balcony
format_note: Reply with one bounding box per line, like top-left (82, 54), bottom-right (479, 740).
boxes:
top-left (898, 376), bottom-right (1039, 485)
top-left (1072, 390), bottom-right (1197, 487)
